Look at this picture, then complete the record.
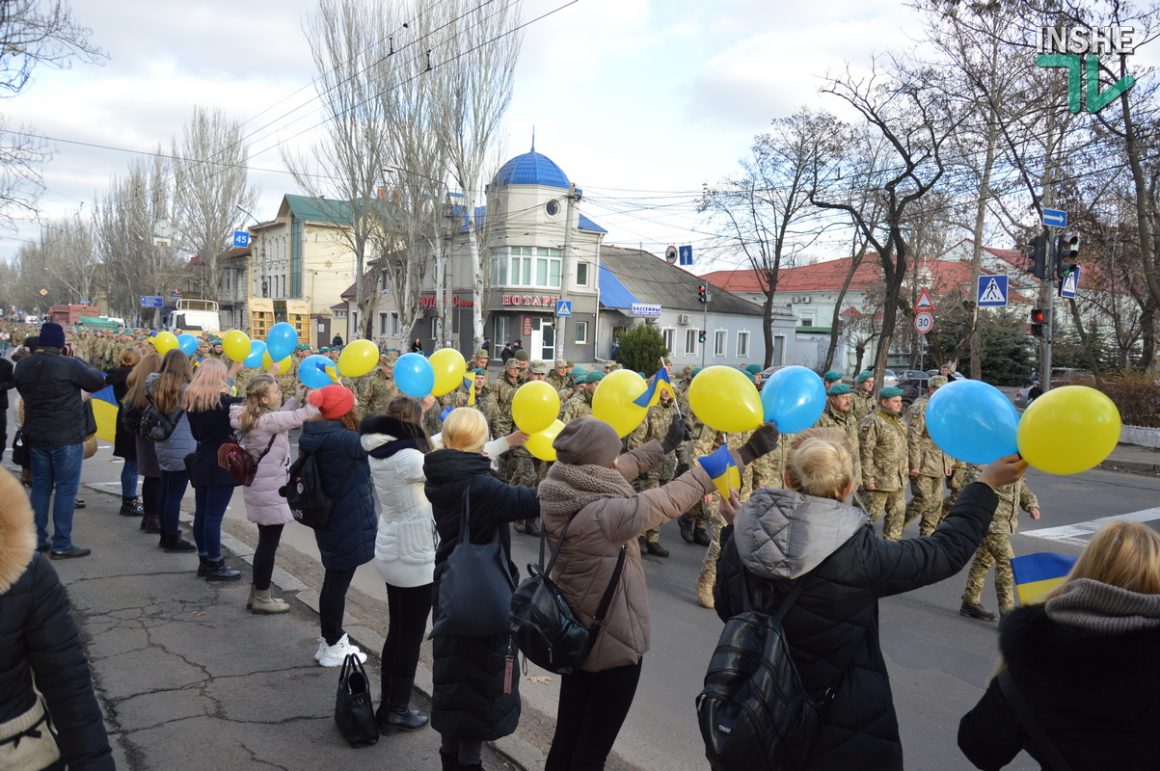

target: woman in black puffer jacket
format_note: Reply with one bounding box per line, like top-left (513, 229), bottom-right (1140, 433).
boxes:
top-left (714, 428), bottom-right (1026, 771)
top-left (0, 467), bottom-right (113, 769)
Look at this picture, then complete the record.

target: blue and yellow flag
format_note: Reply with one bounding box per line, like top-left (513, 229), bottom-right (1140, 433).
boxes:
top-left (463, 375), bottom-right (476, 407)
top-left (90, 385), bottom-right (119, 444)
top-left (1011, 552), bottom-right (1078, 605)
top-left (698, 444), bottom-right (741, 498)
top-left (633, 367), bottom-right (675, 408)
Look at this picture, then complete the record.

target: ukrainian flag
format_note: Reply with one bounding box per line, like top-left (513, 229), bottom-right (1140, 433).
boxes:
top-left (463, 375), bottom-right (476, 407)
top-left (698, 444), bottom-right (741, 498)
top-left (1011, 552), bottom-right (1078, 605)
top-left (633, 367), bottom-right (675, 408)
top-left (90, 385), bottom-right (119, 444)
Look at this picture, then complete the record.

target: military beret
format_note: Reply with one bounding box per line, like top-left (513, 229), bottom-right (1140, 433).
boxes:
top-left (514, 350), bottom-right (529, 361)
top-left (474, 349), bottom-right (490, 358)
top-left (745, 363), bottom-right (762, 375)
top-left (824, 370), bottom-right (842, 382)
top-left (295, 343), bottom-right (311, 351)
top-left (584, 371), bottom-right (605, 384)
top-left (928, 375), bottom-right (948, 389)
top-left (690, 367), bottom-right (703, 378)
top-left (470, 368), bottom-right (487, 376)
top-left (827, 383), bottom-right (852, 395)
top-left (531, 361), bottom-right (549, 375)
top-left (570, 366), bottom-right (588, 381)
top-left (320, 347), bottom-right (330, 353)
top-left (855, 371), bottom-right (874, 384)
top-left (880, 386), bottom-right (903, 398)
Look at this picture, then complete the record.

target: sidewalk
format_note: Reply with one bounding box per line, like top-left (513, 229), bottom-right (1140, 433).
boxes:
top-left (1099, 443), bottom-right (1160, 477)
top-left (46, 480), bottom-right (520, 771)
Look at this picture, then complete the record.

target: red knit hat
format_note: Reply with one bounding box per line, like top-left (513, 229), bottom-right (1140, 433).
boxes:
top-left (308, 384), bottom-right (355, 420)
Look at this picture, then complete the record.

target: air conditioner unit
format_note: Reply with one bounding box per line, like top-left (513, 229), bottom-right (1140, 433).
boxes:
top-left (678, 314), bottom-right (690, 325)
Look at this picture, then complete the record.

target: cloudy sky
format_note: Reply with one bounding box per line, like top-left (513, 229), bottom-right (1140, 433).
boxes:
top-left (3, 0), bottom-right (1144, 274)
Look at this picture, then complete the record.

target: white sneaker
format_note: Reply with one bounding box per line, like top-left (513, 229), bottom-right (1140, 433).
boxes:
top-left (316, 633), bottom-right (367, 667)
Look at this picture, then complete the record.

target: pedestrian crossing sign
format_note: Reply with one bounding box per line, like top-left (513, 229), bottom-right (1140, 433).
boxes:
top-left (1059, 266), bottom-right (1080, 299)
top-left (977, 275), bottom-right (1008, 307)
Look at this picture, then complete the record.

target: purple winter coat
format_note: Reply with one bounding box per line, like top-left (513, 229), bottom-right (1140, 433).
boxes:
top-left (228, 398), bottom-right (319, 526)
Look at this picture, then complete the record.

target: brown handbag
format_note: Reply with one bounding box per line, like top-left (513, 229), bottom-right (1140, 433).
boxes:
top-left (217, 432), bottom-right (276, 486)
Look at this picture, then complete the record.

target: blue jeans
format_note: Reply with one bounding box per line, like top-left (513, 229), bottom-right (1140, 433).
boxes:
top-left (158, 470), bottom-right (189, 536)
top-left (193, 485), bottom-right (234, 561)
top-left (121, 458), bottom-right (139, 498)
top-left (29, 443), bottom-right (84, 551)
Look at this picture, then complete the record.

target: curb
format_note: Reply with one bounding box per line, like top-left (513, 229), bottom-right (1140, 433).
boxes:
top-left (1097, 459), bottom-right (1160, 477)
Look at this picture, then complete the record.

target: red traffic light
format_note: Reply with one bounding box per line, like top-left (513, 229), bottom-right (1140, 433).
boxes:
top-left (1030, 308), bottom-right (1046, 324)
top-left (697, 284), bottom-right (708, 303)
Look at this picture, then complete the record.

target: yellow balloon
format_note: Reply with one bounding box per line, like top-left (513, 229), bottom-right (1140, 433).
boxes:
top-left (222, 329), bottom-right (251, 362)
top-left (591, 370), bottom-right (649, 438)
top-left (688, 365), bottom-right (764, 433)
top-left (262, 351), bottom-right (292, 375)
top-left (429, 348), bottom-right (468, 397)
top-left (151, 331), bottom-right (178, 356)
top-left (512, 381), bottom-right (560, 434)
top-left (1017, 385), bottom-right (1121, 475)
top-left (337, 339), bottom-right (379, 379)
top-left (526, 420), bottom-right (564, 462)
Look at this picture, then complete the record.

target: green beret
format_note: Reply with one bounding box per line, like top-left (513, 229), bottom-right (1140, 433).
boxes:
top-left (855, 371), bottom-right (873, 384)
top-left (584, 371), bottom-right (605, 384)
top-left (880, 385), bottom-right (903, 398)
top-left (745, 363), bottom-right (762, 375)
top-left (637, 371), bottom-right (647, 378)
top-left (295, 343), bottom-right (311, 351)
top-left (320, 347), bottom-right (330, 353)
top-left (470, 368), bottom-right (487, 376)
top-left (827, 383), bottom-right (852, 395)
top-left (824, 370), bottom-right (842, 382)
top-left (514, 350), bottom-right (529, 361)
top-left (690, 367), bottom-right (703, 377)
top-left (569, 366), bottom-right (587, 380)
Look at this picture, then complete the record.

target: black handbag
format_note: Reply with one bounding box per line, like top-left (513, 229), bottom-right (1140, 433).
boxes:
top-left (509, 513), bottom-right (626, 674)
top-left (83, 399), bottom-right (97, 437)
top-left (11, 429), bottom-right (27, 467)
top-left (430, 484), bottom-right (517, 638)
top-left (334, 653), bottom-right (378, 748)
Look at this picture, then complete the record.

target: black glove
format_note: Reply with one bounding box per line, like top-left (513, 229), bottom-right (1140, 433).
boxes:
top-left (661, 417), bottom-right (692, 455)
top-left (738, 423), bottom-right (780, 465)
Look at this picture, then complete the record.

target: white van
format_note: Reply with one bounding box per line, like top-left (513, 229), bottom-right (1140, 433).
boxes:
top-left (167, 299), bottom-right (221, 334)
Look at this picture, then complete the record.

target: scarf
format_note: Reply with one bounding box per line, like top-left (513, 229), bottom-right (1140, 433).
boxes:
top-left (539, 462), bottom-right (636, 520)
top-left (1045, 577), bottom-right (1160, 634)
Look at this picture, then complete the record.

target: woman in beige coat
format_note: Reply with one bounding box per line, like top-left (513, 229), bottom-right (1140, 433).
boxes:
top-left (537, 417), bottom-right (778, 770)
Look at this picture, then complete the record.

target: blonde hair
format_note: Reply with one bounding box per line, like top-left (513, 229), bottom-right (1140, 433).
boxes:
top-left (154, 350), bottom-right (192, 413)
top-left (784, 428), bottom-right (854, 501)
top-left (442, 407), bottom-right (489, 453)
top-left (1050, 522), bottom-right (1160, 597)
top-left (119, 347), bottom-right (141, 368)
top-left (125, 352), bottom-right (162, 409)
top-left (184, 358), bottom-right (230, 413)
top-left (237, 375), bottom-right (277, 433)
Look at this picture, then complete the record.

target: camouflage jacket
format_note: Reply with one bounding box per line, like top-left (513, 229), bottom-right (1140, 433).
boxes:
top-left (859, 409), bottom-right (908, 491)
top-left (560, 389), bottom-right (593, 424)
top-left (815, 404), bottom-right (861, 483)
top-left (357, 369), bottom-right (399, 417)
top-left (546, 371), bottom-right (567, 392)
top-left (851, 390), bottom-right (876, 423)
top-left (490, 375), bottom-right (522, 436)
top-left (628, 398), bottom-right (679, 479)
top-left (989, 478), bottom-right (1039, 535)
top-left (905, 395), bottom-right (953, 477)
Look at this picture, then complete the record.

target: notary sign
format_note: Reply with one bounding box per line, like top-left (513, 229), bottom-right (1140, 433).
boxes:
top-left (630, 303), bottom-right (661, 318)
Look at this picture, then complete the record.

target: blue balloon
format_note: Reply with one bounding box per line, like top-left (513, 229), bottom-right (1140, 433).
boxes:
top-left (177, 333), bottom-right (199, 357)
top-left (298, 354), bottom-right (334, 390)
top-left (265, 322), bottom-right (298, 362)
top-left (926, 379), bottom-right (1019, 464)
top-left (243, 339), bottom-right (267, 369)
top-left (394, 352), bottom-right (435, 398)
top-left (760, 366), bottom-right (827, 433)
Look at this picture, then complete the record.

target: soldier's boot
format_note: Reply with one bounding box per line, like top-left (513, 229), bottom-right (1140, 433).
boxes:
top-left (678, 516), bottom-right (695, 544)
top-left (646, 540), bottom-right (669, 558)
top-left (695, 574), bottom-right (715, 609)
top-left (693, 527), bottom-right (711, 546)
top-left (524, 519), bottom-right (540, 536)
top-left (959, 601), bottom-right (998, 622)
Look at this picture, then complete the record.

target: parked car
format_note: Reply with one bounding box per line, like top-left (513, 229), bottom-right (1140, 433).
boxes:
top-left (898, 371), bottom-right (930, 407)
top-left (1052, 367), bottom-right (1093, 384)
top-left (882, 368), bottom-right (899, 387)
top-left (760, 364), bottom-right (790, 380)
top-left (926, 369), bottom-right (967, 381)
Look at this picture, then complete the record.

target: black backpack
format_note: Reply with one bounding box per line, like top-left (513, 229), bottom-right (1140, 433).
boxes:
top-left (280, 450), bottom-right (356, 529)
top-left (696, 572), bottom-right (830, 771)
top-left (139, 404), bottom-right (182, 441)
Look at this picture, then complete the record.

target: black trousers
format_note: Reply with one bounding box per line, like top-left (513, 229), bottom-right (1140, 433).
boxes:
top-left (545, 660), bottom-right (643, 771)
top-left (380, 582), bottom-right (433, 702)
top-left (319, 566), bottom-right (357, 645)
top-left (252, 524), bottom-right (283, 591)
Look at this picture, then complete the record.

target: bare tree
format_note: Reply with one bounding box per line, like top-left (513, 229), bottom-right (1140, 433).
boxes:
top-left (171, 106), bottom-right (257, 300)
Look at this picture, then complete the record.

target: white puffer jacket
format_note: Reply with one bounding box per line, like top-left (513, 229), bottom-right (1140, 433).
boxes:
top-left (361, 426), bottom-right (436, 588)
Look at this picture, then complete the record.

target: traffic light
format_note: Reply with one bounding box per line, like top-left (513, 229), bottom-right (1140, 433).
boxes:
top-left (1056, 234), bottom-right (1079, 279)
top-left (698, 329), bottom-right (707, 344)
top-left (1027, 235), bottom-right (1048, 278)
top-left (697, 284), bottom-right (708, 304)
top-left (1030, 307), bottom-right (1046, 337)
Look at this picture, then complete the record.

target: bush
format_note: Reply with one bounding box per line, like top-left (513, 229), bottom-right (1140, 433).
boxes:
top-left (613, 323), bottom-right (668, 374)
top-left (1095, 371), bottom-right (1160, 428)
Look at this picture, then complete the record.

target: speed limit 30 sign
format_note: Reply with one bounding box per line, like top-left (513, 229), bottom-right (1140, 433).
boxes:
top-left (914, 311), bottom-right (934, 335)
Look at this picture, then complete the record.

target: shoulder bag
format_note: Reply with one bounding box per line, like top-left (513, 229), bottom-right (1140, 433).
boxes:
top-left (430, 484), bottom-right (517, 638)
top-left (509, 513), bottom-right (626, 674)
top-left (218, 432), bottom-right (277, 486)
top-left (334, 653), bottom-right (378, 748)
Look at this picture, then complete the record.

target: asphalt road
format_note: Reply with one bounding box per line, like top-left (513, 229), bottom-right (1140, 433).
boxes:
top-left (78, 446), bottom-right (1160, 771)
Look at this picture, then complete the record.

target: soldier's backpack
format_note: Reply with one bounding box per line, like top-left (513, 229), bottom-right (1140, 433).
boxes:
top-left (696, 572), bottom-right (830, 771)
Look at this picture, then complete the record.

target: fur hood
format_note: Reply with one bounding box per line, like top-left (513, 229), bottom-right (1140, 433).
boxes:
top-left (0, 467), bottom-right (36, 594)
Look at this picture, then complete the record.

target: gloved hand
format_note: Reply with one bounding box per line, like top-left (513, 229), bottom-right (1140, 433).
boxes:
top-left (661, 417), bottom-right (692, 455)
top-left (738, 423), bottom-right (780, 465)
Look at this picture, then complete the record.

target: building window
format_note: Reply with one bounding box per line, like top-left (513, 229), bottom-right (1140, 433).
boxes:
top-left (546, 199), bottom-right (560, 216)
top-left (379, 270), bottom-right (389, 291)
top-left (430, 318), bottom-right (438, 339)
top-left (390, 312), bottom-right (400, 336)
top-left (662, 327), bottom-right (675, 354)
top-left (737, 331), bottom-right (749, 358)
top-left (576, 262), bottom-right (589, 287)
top-left (574, 320), bottom-right (588, 344)
top-left (714, 330), bottom-right (727, 357)
top-left (799, 317), bottom-right (813, 327)
top-left (773, 335), bottom-right (786, 366)
top-left (490, 246), bottom-right (562, 289)
top-left (379, 313), bottom-right (388, 335)
top-left (685, 329), bottom-right (698, 356)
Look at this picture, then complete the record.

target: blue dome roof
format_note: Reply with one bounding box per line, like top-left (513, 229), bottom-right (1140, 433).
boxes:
top-left (492, 150), bottom-right (570, 189)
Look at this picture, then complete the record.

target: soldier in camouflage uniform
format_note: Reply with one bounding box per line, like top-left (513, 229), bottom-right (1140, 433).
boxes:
top-left (859, 385), bottom-right (908, 539)
top-left (513, 349), bottom-right (530, 383)
top-left (627, 387), bottom-right (679, 556)
top-left (823, 370), bottom-right (843, 388)
top-left (675, 368), bottom-right (710, 544)
top-left (560, 371), bottom-right (601, 423)
top-left (691, 425), bottom-right (754, 608)
top-left (815, 383), bottom-right (861, 487)
top-left (547, 358), bottom-right (569, 392)
top-left (942, 459), bottom-right (981, 524)
top-left (905, 375), bottom-right (954, 537)
top-left (357, 354), bottom-right (399, 417)
top-left (851, 370), bottom-right (876, 422)
top-left (471, 368), bottom-right (498, 428)
top-left (960, 477), bottom-right (1041, 621)
top-left (492, 358), bottom-right (539, 534)
top-left (471, 348), bottom-right (490, 371)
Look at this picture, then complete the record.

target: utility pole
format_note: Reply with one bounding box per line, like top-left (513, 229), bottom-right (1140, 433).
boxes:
top-left (556, 183), bottom-right (580, 359)
top-left (1038, 153), bottom-right (1056, 393)
top-left (702, 287), bottom-right (709, 369)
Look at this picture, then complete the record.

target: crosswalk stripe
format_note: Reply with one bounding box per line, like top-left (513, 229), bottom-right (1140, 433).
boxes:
top-left (1022, 507), bottom-right (1160, 546)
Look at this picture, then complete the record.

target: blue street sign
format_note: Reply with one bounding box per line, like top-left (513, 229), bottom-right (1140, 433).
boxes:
top-left (139, 295), bottom-right (164, 309)
top-left (977, 275), bottom-right (1009, 307)
top-left (1042, 208), bottom-right (1067, 228)
top-left (232, 230), bottom-right (251, 248)
top-left (1059, 266), bottom-right (1081, 299)
top-left (678, 245), bottom-right (693, 266)
top-left (555, 300), bottom-right (572, 317)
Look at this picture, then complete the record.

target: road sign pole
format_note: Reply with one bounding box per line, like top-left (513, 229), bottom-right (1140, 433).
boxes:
top-left (1042, 231), bottom-right (1056, 392)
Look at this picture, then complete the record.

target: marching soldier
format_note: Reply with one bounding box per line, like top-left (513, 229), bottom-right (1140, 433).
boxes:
top-left (471, 348), bottom-right (490, 371)
top-left (357, 353), bottom-right (399, 417)
top-left (627, 386), bottom-right (680, 557)
top-left (942, 460), bottom-right (982, 524)
top-left (851, 370), bottom-right (876, 422)
top-left (823, 369), bottom-right (843, 388)
top-left (905, 375), bottom-right (954, 536)
top-left (513, 349), bottom-right (530, 383)
top-left (471, 368), bottom-right (497, 428)
top-left (859, 385), bottom-right (908, 539)
top-left (492, 358), bottom-right (539, 534)
top-left (547, 359), bottom-right (569, 392)
top-left (557, 366), bottom-right (584, 404)
top-left (960, 477), bottom-right (1040, 621)
top-left (815, 382), bottom-right (861, 488)
top-left (691, 425), bottom-right (754, 608)
top-left (560, 371), bottom-right (601, 423)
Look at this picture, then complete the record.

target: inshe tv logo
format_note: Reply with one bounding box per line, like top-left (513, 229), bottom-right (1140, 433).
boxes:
top-left (1036, 26), bottom-right (1137, 113)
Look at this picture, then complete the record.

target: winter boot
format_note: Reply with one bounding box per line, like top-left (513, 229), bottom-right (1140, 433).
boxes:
top-left (440, 752), bottom-right (459, 771)
top-left (959, 601), bottom-right (998, 622)
top-left (119, 497), bottom-right (143, 517)
top-left (645, 540), bottom-right (670, 558)
top-left (197, 556), bottom-right (212, 578)
top-left (204, 559), bottom-right (242, 582)
top-left (678, 516), bottom-right (695, 544)
top-left (377, 679), bottom-right (429, 732)
top-left (143, 515), bottom-right (161, 534)
top-left (160, 532), bottom-right (196, 553)
top-left (693, 527), bottom-right (711, 546)
top-left (250, 588), bottom-right (290, 614)
top-left (696, 575), bottom-right (716, 609)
